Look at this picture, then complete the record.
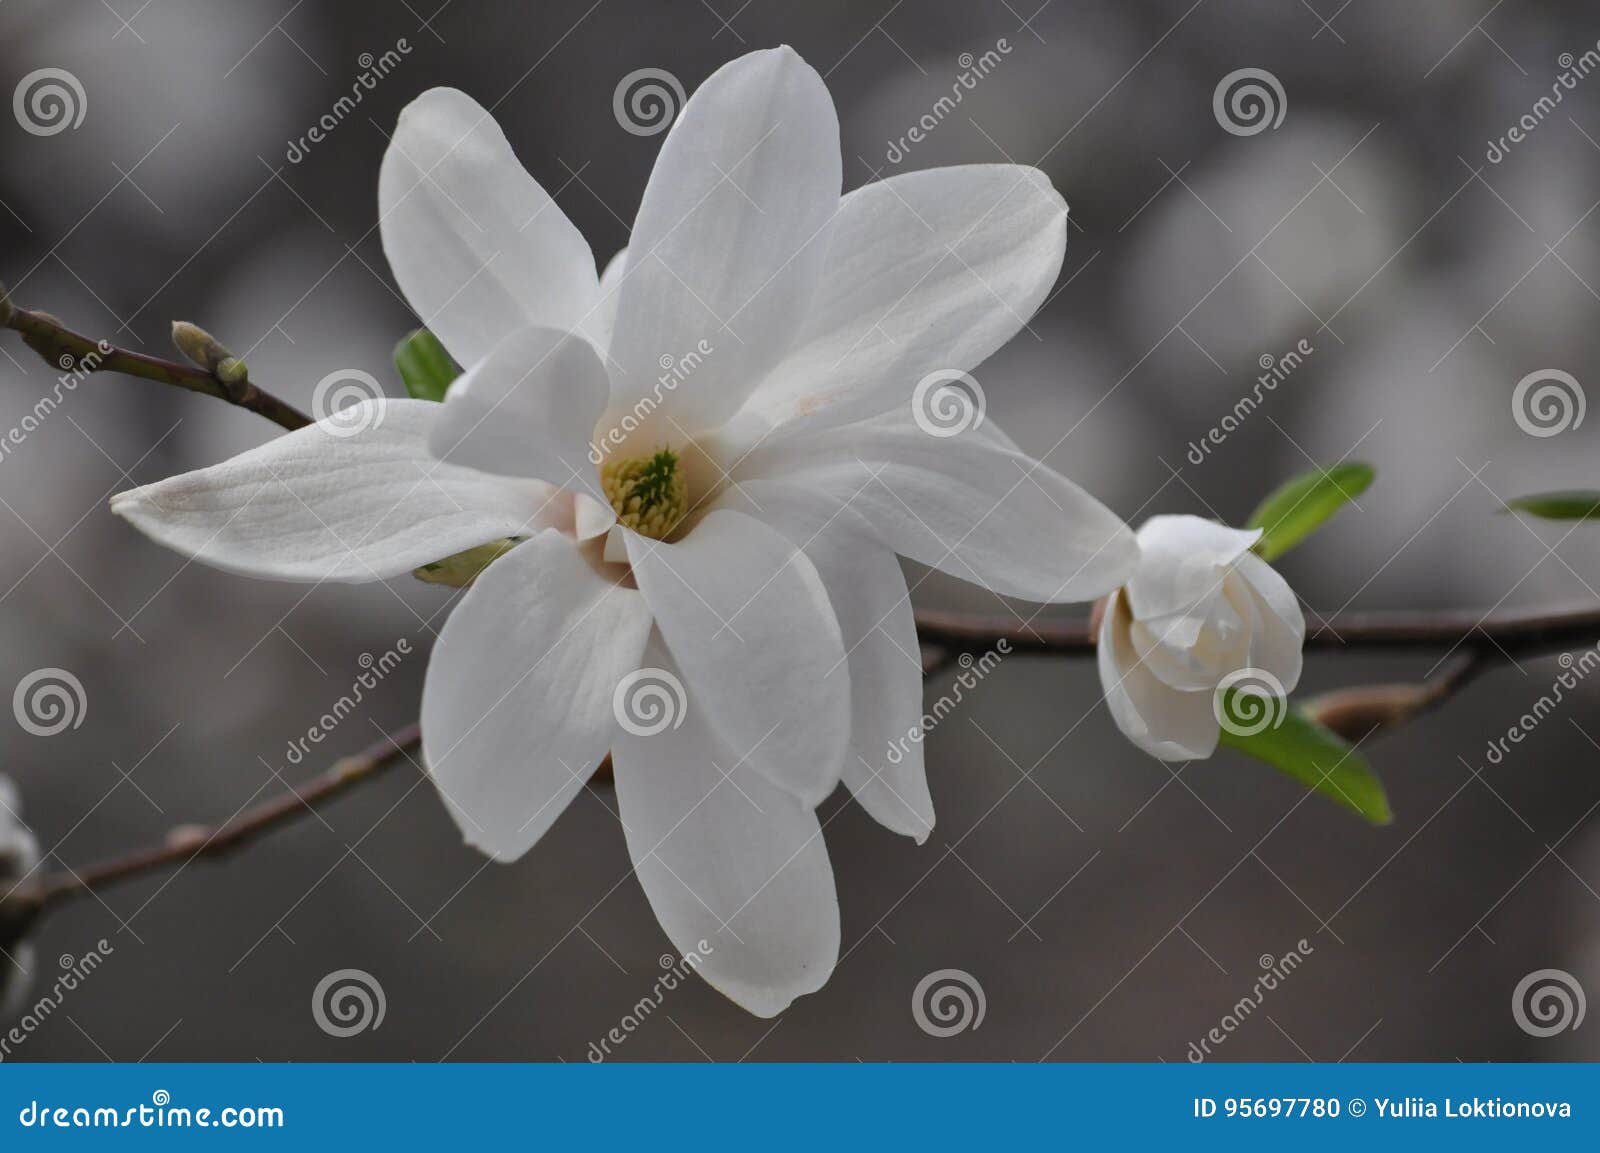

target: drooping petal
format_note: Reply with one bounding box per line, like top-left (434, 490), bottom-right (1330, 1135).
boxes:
top-left (110, 399), bottom-right (562, 583)
top-left (737, 481), bottom-right (933, 841)
top-left (607, 46), bottom-right (841, 438)
top-left (1233, 552), bottom-right (1306, 692)
top-left (421, 531), bottom-right (651, 863)
top-left (612, 641), bottom-right (839, 1017)
top-left (427, 326), bottom-right (609, 499)
top-left (735, 416), bottom-right (1136, 604)
top-left (625, 509), bottom-right (849, 806)
top-left (1098, 590), bottom-right (1220, 761)
top-left (379, 87), bottom-right (598, 368)
top-left (744, 164), bottom-right (1068, 435)
top-left (585, 247), bottom-right (628, 355)
top-left (1125, 515), bottom-right (1261, 620)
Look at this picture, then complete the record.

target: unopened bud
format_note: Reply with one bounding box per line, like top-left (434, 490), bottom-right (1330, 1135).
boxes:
top-left (171, 321), bottom-right (243, 380)
top-left (0, 774), bottom-right (40, 1016)
top-left (1301, 683), bottom-right (1428, 743)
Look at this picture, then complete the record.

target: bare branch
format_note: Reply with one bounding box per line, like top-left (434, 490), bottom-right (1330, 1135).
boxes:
top-left (1, 289), bottom-right (312, 432)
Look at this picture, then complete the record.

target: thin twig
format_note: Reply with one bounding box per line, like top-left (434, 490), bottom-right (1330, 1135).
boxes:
top-left (914, 602), bottom-right (1600, 661)
top-left (1, 724), bottom-right (420, 938)
top-left (5, 287), bottom-right (1600, 941)
top-left (1, 294), bottom-right (311, 431)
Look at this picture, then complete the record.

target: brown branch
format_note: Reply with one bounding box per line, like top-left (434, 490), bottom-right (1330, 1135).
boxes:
top-left (0, 289), bottom-right (312, 432)
top-left (914, 601), bottom-right (1600, 661)
top-left (1, 723), bottom-right (421, 941)
top-left (5, 287), bottom-right (1600, 944)
top-left (1300, 652), bottom-right (1493, 743)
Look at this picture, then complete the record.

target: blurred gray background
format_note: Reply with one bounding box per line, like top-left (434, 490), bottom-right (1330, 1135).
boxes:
top-left (2, 0), bottom-right (1600, 1060)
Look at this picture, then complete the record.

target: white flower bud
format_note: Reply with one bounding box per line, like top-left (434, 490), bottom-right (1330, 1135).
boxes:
top-left (1097, 515), bottom-right (1305, 760)
top-left (0, 775), bottom-right (40, 1019)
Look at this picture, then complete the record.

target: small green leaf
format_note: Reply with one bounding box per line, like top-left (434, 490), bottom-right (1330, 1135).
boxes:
top-left (1245, 463), bottom-right (1374, 562)
top-left (1218, 695), bottom-right (1393, 825)
top-left (413, 538), bottom-right (520, 588)
top-left (1502, 490), bottom-right (1600, 521)
top-left (393, 328), bottom-right (460, 403)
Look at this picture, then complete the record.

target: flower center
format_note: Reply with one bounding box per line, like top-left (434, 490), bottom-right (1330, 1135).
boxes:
top-left (602, 448), bottom-right (688, 540)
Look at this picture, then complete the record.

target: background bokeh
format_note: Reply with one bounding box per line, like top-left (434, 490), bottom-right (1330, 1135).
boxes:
top-left (3, 0), bottom-right (1600, 1060)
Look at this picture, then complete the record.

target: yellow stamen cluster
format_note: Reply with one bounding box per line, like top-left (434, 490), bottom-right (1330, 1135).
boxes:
top-left (602, 449), bottom-right (688, 540)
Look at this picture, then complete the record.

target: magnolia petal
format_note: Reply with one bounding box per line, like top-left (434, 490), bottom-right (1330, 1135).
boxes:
top-left (735, 416), bottom-right (1136, 604)
top-left (746, 164), bottom-right (1068, 434)
top-left (1098, 590), bottom-right (1220, 761)
top-left (1125, 515), bottom-right (1261, 620)
top-left (625, 509), bottom-right (849, 806)
top-left (737, 480), bottom-right (933, 841)
top-left (427, 326), bottom-right (609, 497)
top-left (584, 247), bottom-right (628, 356)
top-left (421, 531), bottom-right (651, 863)
top-left (613, 641), bottom-right (839, 1017)
top-left (379, 87), bottom-right (598, 368)
top-left (1234, 552), bottom-right (1306, 692)
top-left (110, 399), bottom-right (561, 583)
top-left (608, 46), bottom-right (840, 438)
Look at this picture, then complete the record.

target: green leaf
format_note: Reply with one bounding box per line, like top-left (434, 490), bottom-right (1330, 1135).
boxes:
top-left (393, 328), bottom-right (460, 403)
top-left (412, 538), bottom-right (520, 588)
top-left (1246, 463), bottom-right (1374, 562)
top-left (1502, 490), bottom-right (1600, 521)
top-left (1218, 694), bottom-right (1393, 825)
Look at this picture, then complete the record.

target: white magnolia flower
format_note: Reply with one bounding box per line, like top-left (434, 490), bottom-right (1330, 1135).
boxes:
top-left (1098, 515), bottom-right (1305, 760)
top-left (1, 775), bottom-right (39, 1019)
top-left (111, 47), bottom-right (1136, 1014)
